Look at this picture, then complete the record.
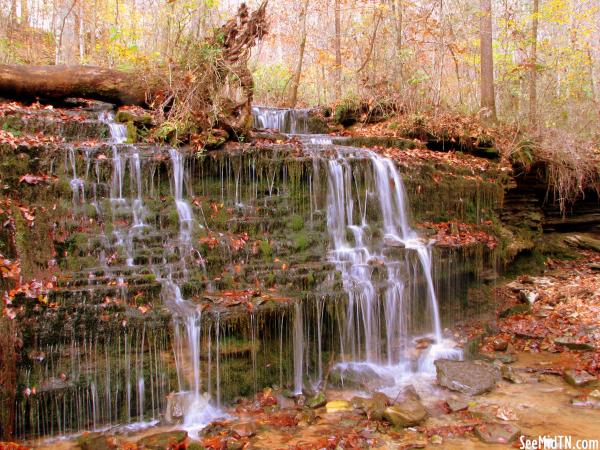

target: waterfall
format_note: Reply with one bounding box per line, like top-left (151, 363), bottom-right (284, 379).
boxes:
top-left (100, 112), bottom-right (224, 435)
top-left (252, 106), bottom-right (310, 134)
top-left (254, 106), bottom-right (462, 391)
top-left (321, 148), bottom-right (454, 362)
top-left (169, 149), bottom-right (194, 245)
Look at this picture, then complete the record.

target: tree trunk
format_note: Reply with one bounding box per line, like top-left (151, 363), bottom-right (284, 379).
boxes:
top-left (334, 0), bottom-right (342, 100)
top-left (433, 0), bottom-right (445, 111)
top-left (288, 0), bottom-right (310, 107)
top-left (56, 0), bottom-right (79, 65)
top-left (0, 65), bottom-right (147, 105)
top-left (529, 0), bottom-right (539, 128)
top-left (392, 0), bottom-right (403, 83)
top-left (480, 0), bottom-right (497, 121)
top-left (20, 0), bottom-right (28, 25)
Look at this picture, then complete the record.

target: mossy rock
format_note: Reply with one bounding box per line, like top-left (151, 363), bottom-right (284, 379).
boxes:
top-left (115, 110), bottom-right (153, 126)
top-left (137, 430), bottom-right (188, 449)
top-left (334, 101), bottom-right (360, 127)
top-left (77, 432), bottom-right (116, 450)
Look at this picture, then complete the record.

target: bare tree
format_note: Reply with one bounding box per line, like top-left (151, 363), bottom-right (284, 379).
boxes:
top-left (334, 0), bottom-right (342, 100)
top-left (529, 0), bottom-right (539, 128)
top-left (289, 0), bottom-right (310, 107)
top-left (480, 0), bottom-right (497, 121)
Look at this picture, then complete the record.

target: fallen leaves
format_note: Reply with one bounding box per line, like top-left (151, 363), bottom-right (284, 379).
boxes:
top-left (483, 252), bottom-right (600, 375)
top-left (420, 221), bottom-right (498, 249)
top-left (0, 129), bottom-right (63, 149)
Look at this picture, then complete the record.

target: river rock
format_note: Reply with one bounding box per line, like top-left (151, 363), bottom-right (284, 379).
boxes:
top-left (366, 392), bottom-right (391, 420)
top-left (571, 391), bottom-right (600, 409)
top-left (77, 432), bottom-right (116, 450)
top-left (382, 398), bottom-right (428, 428)
top-left (554, 336), bottom-right (594, 351)
top-left (474, 422), bottom-right (520, 444)
top-left (137, 430), bottom-right (188, 450)
top-left (446, 397), bottom-right (469, 412)
top-left (501, 365), bottom-right (525, 384)
top-left (478, 352), bottom-right (517, 364)
top-left (307, 392), bottom-right (327, 409)
top-left (519, 290), bottom-right (539, 305)
top-left (563, 369), bottom-right (598, 387)
top-left (435, 359), bottom-right (498, 395)
top-left (492, 337), bottom-right (509, 352)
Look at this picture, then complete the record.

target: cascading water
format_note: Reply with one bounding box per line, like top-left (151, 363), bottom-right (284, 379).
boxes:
top-left (169, 149), bottom-right (194, 246)
top-left (100, 112), bottom-right (224, 435)
top-left (253, 106), bottom-right (462, 391)
top-left (252, 106), bottom-right (311, 134)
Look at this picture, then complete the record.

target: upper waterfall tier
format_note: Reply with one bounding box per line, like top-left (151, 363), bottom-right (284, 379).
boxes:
top-left (252, 106), bottom-right (324, 134)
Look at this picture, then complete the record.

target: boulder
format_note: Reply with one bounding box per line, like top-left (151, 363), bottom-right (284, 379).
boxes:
top-left (474, 423), bottom-right (520, 444)
top-left (329, 363), bottom-right (395, 390)
top-left (434, 359), bottom-right (499, 395)
top-left (77, 432), bottom-right (116, 450)
top-left (382, 399), bottom-right (428, 428)
top-left (137, 431), bottom-right (188, 450)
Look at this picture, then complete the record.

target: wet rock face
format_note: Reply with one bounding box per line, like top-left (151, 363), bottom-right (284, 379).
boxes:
top-left (434, 359), bottom-right (499, 395)
top-left (165, 392), bottom-right (194, 424)
top-left (329, 364), bottom-right (395, 390)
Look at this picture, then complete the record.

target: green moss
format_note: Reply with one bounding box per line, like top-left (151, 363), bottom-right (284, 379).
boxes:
top-left (126, 121), bottom-right (137, 143)
top-left (306, 271), bottom-right (315, 287)
top-left (265, 272), bottom-right (276, 287)
top-left (260, 240), bottom-right (272, 259)
top-left (334, 99), bottom-right (360, 126)
top-left (294, 233), bottom-right (309, 251)
top-left (289, 214), bottom-right (304, 232)
top-left (167, 209), bottom-right (181, 228)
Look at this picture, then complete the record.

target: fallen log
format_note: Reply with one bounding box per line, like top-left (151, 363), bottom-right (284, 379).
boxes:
top-left (0, 65), bottom-right (147, 106)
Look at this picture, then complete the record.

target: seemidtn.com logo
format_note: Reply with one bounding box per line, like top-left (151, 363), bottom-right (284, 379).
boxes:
top-left (519, 436), bottom-right (600, 450)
